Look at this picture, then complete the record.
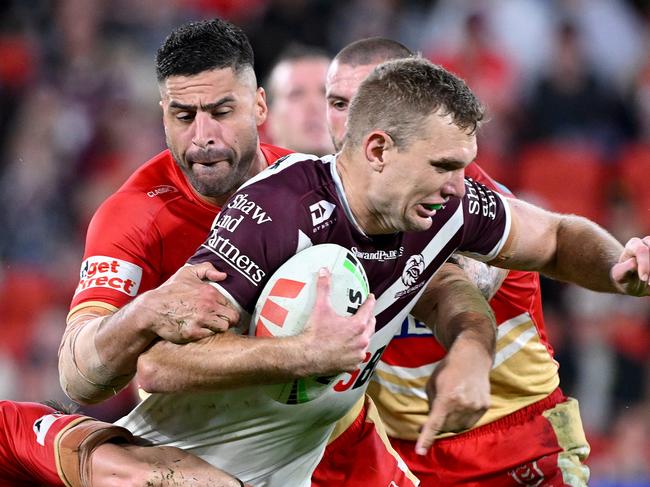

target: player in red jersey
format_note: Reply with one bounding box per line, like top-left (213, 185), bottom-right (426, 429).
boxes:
top-left (58, 19), bottom-right (436, 486)
top-left (323, 38), bottom-right (589, 486)
top-left (58, 18), bottom-right (372, 407)
top-left (0, 400), bottom-right (246, 486)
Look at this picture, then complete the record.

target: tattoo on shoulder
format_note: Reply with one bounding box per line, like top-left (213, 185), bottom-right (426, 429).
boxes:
top-left (451, 254), bottom-right (507, 300)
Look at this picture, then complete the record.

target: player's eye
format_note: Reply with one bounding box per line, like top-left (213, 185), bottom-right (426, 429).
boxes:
top-left (175, 111), bottom-right (194, 122)
top-left (329, 100), bottom-right (348, 111)
top-left (214, 108), bottom-right (233, 116)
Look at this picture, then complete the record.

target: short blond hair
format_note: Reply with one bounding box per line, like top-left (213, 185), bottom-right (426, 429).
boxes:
top-left (345, 58), bottom-right (484, 150)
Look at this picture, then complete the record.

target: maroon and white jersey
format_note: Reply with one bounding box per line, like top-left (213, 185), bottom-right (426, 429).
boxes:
top-left (117, 153), bottom-right (511, 486)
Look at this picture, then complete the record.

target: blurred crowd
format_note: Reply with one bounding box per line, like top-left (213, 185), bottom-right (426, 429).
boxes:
top-left (0, 0), bottom-right (649, 484)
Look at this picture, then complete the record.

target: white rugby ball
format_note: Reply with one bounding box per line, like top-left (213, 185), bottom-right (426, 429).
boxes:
top-left (251, 243), bottom-right (369, 404)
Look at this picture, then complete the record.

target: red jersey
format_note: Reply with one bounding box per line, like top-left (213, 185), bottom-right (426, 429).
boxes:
top-left (69, 144), bottom-right (292, 315)
top-left (368, 162), bottom-right (558, 441)
top-left (0, 401), bottom-right (84, 486)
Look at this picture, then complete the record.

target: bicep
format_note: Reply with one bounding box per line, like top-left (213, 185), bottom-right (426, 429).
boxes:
top-left (490, 198), bottom-right (560, 271)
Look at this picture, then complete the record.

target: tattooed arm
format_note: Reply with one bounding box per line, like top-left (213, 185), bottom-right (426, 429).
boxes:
top-left (448, 254), bottom-right (508, 300)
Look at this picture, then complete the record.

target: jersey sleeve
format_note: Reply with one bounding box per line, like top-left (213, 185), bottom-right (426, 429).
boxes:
top-left (457, 178), bottom-right (512, 262)
top-left (69, 193), bottom-right (162, 313)
top-left (187, 178), bottom-right (306, 317)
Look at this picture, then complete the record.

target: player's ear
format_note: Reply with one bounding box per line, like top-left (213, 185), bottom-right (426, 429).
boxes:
top-left (364, 131), bottom-right (393, 173)
top-left (255, 87), bottom-right (268, 126)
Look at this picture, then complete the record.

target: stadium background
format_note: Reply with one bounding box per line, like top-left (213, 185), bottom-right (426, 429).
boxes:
top-left (0, 0), bottom-right (648, 484)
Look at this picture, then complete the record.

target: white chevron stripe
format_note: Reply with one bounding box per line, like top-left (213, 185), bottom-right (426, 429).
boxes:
top-left (493, 325), bottom-right (538, 369)
top-left (497, 312), bottom-right (533, 339)
top-left (370, 375), bottom-right (429, 400)
top-left (376, 361), bottom-right (438, 381)
top-left (374, 206), bottom-right (465, 315)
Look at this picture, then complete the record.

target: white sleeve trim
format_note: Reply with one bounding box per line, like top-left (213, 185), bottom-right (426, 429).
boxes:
top-left (459, 192), bottom-right (512, 262)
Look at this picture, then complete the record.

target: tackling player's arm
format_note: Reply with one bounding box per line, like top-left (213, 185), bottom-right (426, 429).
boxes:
top-left (136, 269), bottom-right (376, 393)
top-left (410, 262), bottom-right (496, 454)
top-left (491, 198), bottom-right (650, 296)
top-left (59, 263), bottom-right (237, 404)
top-left (448, 253), bottom-right (507, 300)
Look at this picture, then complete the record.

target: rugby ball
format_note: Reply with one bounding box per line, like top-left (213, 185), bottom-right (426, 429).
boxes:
top-left (251, 244), bottom-right (369, 404)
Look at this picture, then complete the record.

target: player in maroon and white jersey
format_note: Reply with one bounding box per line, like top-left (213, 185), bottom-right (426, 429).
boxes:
top-left (59, 19), bottom-right (367, 409)
top-left (59, 18), bottom-right (428, 486)
top-left (117, 58), bottom-right (650, 486)
top-left (324, 38), bottom-right (590, 486)
top-left (0, 400), bottom-right (245, 486)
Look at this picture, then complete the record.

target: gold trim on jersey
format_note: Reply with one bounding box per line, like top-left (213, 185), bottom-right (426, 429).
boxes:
top-left (328, 395), bottom-right (365, 444)
top-left (67, 301), bottom-right (118, 322)
top-left (369, 312), bottom-right (560, 440)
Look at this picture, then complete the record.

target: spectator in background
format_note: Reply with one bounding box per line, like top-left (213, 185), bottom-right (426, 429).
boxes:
top-left (427, 9), bottom-right (518, 166)
top-left (519, 20), bottom-right (631, 153)
top-left (264, 44), bottom-right (334, 156)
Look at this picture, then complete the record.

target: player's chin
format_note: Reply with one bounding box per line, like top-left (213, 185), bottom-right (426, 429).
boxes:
top-left (404, 215), bottom-right (433, 233)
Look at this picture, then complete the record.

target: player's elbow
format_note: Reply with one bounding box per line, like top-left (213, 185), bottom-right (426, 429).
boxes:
top-left (58, 371), bottom-right (105, 405)
top-left (135, 355), bottom-right (168, 393)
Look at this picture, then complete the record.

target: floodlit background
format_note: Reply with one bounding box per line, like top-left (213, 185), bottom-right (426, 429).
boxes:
top-left (0, 1), bottom-right (648, 484)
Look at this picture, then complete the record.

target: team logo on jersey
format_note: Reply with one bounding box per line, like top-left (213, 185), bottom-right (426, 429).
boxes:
top-left (310, 200), bottom-right (336, 231)
top-left (401, 254), bottom-right (425, 286)
top-left (146, 185), bottom-right (178, 198)
top-left (227, 193), bottom-right (272, 224)
top-left (509, 462), bottom-right (545, 486)
top-left (351, 246), bottom-right (404, 261)
top-left (75, 256), bottom-right (142, 297)
top-left (204, 234), bottom-right (266, 285)
top-left (33, 414), bottom-right (62, 446)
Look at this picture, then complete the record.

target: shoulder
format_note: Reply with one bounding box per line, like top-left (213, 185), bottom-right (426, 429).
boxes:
top-left (239, 152), bottom-right (331, 196)
top-left (465, 162), bottom-right (514, 197)
top-left (90, 150), bottom-right (184, 229)
top-left (260, 142), bottom-right (294, 164)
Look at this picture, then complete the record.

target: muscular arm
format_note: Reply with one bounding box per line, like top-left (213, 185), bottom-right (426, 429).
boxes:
top-left (91, 443), bottom-right (248, 487)
top-left (136, 269), bottom-right (375, 393)
top-left (410, 262), bottom-right (496, 454)
top-left (449, 254), bottom-right (507, 300)
top-left (492, 199), bottom-right (624, 292)
top-left (59, 263), bottom-right (238, 404)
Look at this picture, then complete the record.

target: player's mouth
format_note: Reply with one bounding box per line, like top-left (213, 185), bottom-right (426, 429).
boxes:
top-left (422, 203), bottom-right (444, 211)
top-left (416, 202), bottom-right (445, 218)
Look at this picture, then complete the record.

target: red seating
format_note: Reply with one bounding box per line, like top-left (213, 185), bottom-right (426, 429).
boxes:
top-left (616, 143), bottom-right (650, 231)
top-left (514, 142), bottom-right (608, 223)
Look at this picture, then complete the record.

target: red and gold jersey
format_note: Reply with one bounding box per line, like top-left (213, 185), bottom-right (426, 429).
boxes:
top-left (367, 162), bottom-right (560, 441)
top-left (69, 144), bottom-right (292, 316)
top-left (0, 401), bottom-right (84, 486)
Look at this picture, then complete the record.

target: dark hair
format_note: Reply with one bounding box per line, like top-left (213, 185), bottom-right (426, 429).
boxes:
top-left (42, 400), bottom-right (79, 415)
top-left (334, 37), bottom-right (414, 67)
top-left (346, 58), bottom-right (484, 149)
top-left (156, 18), bottom-right (254, 82)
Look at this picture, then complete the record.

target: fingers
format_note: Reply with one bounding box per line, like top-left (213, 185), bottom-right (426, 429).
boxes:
top-left (611, 257), bottom-right (638, 284)
top-left (313, 268), bottom-right (333, 311)
top-left (415, 398), bottom-right (446, 455)
top-left (632, 236), bottom-right (650, 282)
top-left (187, 262), bottom-right (228, 282)
top-left (355, 293), bottom-right (376, 322)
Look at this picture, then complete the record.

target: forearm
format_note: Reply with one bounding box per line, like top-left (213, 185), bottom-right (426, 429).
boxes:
top-left (59, 301), bottom-right (157, 404)
top-left (541, 215), bottom-right (623, 293)
top-left (137, 332), bottom-right (319, 393)
top-left (413, 263), bottom-right (496, 354)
